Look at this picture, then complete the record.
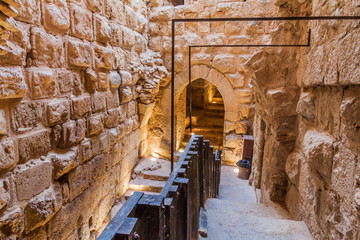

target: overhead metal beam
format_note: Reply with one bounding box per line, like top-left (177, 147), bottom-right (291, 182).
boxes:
top-left (170, 15), bottom-right (360, 172)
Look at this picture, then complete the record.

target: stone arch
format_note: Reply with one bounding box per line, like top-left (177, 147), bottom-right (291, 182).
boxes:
top-left (175, 64), bottom-right (239, 119)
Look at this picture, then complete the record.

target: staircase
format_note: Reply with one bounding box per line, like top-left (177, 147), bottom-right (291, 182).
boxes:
top-left (183, 93), bottom-right (225, 151)
top-left (204, 166), bottom-right (313, 240)
top-left (125, 158), bottom-right (171, 199)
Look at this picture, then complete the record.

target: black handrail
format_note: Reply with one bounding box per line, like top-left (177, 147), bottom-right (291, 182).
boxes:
top-left (98, 135), bottom-right (221, 240)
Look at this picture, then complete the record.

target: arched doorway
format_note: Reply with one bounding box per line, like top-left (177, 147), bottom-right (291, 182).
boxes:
top-left (178, 78), bottom-right (225, 150)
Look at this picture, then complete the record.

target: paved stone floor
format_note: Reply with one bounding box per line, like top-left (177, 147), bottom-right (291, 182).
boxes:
top-left (205, 166), bottom-right (313, 240)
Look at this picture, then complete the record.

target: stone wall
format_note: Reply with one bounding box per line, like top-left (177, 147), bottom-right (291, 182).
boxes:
top-left (0, 0), bottom-right (149, 239)
top-left (249, 1), bottom-right (360, 239)
top-left (145, 0), bottom-right (275, 163)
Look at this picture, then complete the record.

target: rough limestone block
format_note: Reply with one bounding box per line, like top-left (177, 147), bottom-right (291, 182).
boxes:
top-left (213, 54), bottom-right (236, 74)
top-left (119, 86), bottom-right (133, 103)
top-left (120, 71), bottom-right (132, 86)
top-left (97, 72), bottom-right (109, 91)
top-left (88, 154), bottom-right (106, 186)
top-left (93, 44), bottom-right (114, 70)
top-left (91, 91), bottom-right (106, 113)
top-left (88, 114), bottom-right (104, 136)
top-left (68, 38), bottom-right (92, 69)
top-left (0, 67), bottom-right (26, 99)
top-left (110, 21), bottom-right (122, 47)
top-left (122, 26), bottom-right (135, 49)
top-left (16, 0), bottom-right (40, 24)
top-left (285, 151), bottom-right (302, 187)
top-left (109, 71), bottom-right (121, 89)
top-left (235, 121), bottom-right (248, 135)
top-left (70, 94), bottom-right (91, 120)
top-left (85, 69), bottom-right (97, 93)
top-left (302, 130), bottom-right (334, 183)
top-left (80, 139), bottom-right (92, 163)
top-left (24, 183), bottom-right (62, 233)
top-left (68, 164), bottom-right (88, 202)
top-left (18, 130), bottom-right (51, 162)
top-left (340, 97), bottom-right (360, 153)
top-left (46, 100), bottom-right (70, 126)
top-left (43, 0), bottom-right (69, 34)
top-left (0, 137), bottom-right (17, 171)
top-left (296, 92), bottom-right (316, 121)
top-left (105, 0), bottom-right (124, 22)
top-left (118, 104), bottom-right (127, 123)
top-left (0, 109), bottom-right (6, 135)
top-left (0, 179), bottom-right (10, 211)
top-left (106, 89), bottom-right (120, 109)
top-left (57, 70), bottom-right (74, 94)
top-left (224, 134), bottom-right (242, 149)
top-left (28, 69), bottom-right (56, 99)
top-left (127, 100), bottom-right (137, 117)
top-left (109, 128), bottom-right (117, 146)
top-left (15, 160), bottom-right (52, 201)
top-left (57, 119), bottom-right (86, 148)
top-left (94, 14), bottom-right (111, 44)
top-left (51, 147), bottom-right (79, 180)
top-left (30, 28), bottom-right (64, 68)
top-left (85, 0), bottom-right (104, 13)
top-left (0, 206), bottom-right (24, 236)
top-left (125, 5), bottom-right (137, 31)
top-left (70, 4), bottom-right (93, 40)
top-left (99, 131), bottom-right (110, 153)
top-left (12, 101), bottom-right (41, 132)
top-left (149, 6), bottom-right (173, 22)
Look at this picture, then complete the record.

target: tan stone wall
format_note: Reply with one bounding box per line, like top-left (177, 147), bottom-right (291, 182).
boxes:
top-left (0, 0), bottom-right (148, 239)
top-left (145, 0), bottom-right (276, 163)
top-left (248, 1), bottom-right (360, 239)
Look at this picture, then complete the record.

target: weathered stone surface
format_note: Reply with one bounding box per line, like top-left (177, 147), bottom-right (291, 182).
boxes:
top-left (0, 109), bottom-right (6, 135)
top-left (16, 0), bottom-right (40, 24)
top-left (302, 130), bottom-right (334, 184)
top-left (0, 138), bottom-right (17, 171)
top-left (0, 207), bottom-right (24, 236)
top-left (30, 28), bottom-right (64, 68)
top-left (109, 71), bottom-right (121, 89)
top-left (0, 67), bottom-right (26, 99)
top-left (104, 108), bottom-right (120, 128)
top-left (57, 70), bottom-right (75, 94)
top-left (68, 164), bottom-right (88, 202)
top-left (120, 70), bottom-right (132, 86)
top-left (71, 94), bottom-right (91, 119)
top-left (297, 92), bottom-right (316, 121)
top-left (91, 91), bottom-right (107, 113)
top-left (93, 44), bottom-right (114, 71)
top-left (51, 147), bottom-right (79, 180)
top-left (12, 101), bottom-right (41, 132)
top-left (67, 38), bottom-right (92, 68)
top-left (88, 114), bottom-right (104, 136)
top-left (285, 151), bottom-right (302, 187)
top-left (43, 0), bottom-right (69, 34)
top-left (46, 100), bottom-right (70, 126)
top-left (24, 184), bottom-right (62, 233)
top-left (97, 72), bottom-right (109, 91)
top-left (107, 89), bottom-right (120, 109)
top-left (15, 160), bottom-right (52, 201)
top-left (119, 86), bottom-right (133, 103)
top-left (70, 3), bottom-right (93, 40)
top-left (340, 97), bottom-right (360, 153)
top-left (57, 119), bottom-right (86, 148)
top-left (80, 139), bottom-right (92, 163)
top-left (27, 69), bottom-right (56, 99)
top-left (18, 130), bottom-right (51, 162)
top-left (85, 68), bottom-right (97, 93)
top-left (0, 179), bottom-right (10, 211)
top-left (95, 14), bottom-right (111, 44)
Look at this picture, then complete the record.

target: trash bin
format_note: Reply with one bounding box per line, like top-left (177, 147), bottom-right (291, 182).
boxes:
top-left (236, 160), bottom-right (251, 180)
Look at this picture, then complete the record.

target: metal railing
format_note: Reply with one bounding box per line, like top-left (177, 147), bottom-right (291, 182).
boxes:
top-left (98, 135), bottom-right (221, 240)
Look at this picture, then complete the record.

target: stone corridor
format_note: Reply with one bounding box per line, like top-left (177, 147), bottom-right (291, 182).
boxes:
top-left (0, 0), bottom-right (359, 239)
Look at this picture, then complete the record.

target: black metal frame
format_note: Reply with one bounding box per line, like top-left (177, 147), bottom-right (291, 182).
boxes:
top-left (170, 15), bottom-right (360, 171)
top-left (188, 29), bottom-right (312, 133)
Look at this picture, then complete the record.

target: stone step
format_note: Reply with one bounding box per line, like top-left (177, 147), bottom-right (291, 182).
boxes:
top-left (206, 103), bottom-right (225, 111)
top-left (185, 128), bottom-right (223, 135)
top-left (133, 158), bottom-right (171, 181)
top-left (128, 178), bottom-right (166, 193)
top-left (212, 97), bottom-right (223, 103)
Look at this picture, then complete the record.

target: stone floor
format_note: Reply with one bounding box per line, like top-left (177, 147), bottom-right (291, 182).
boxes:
top-left (205, 166), bottom-right (313, 240)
